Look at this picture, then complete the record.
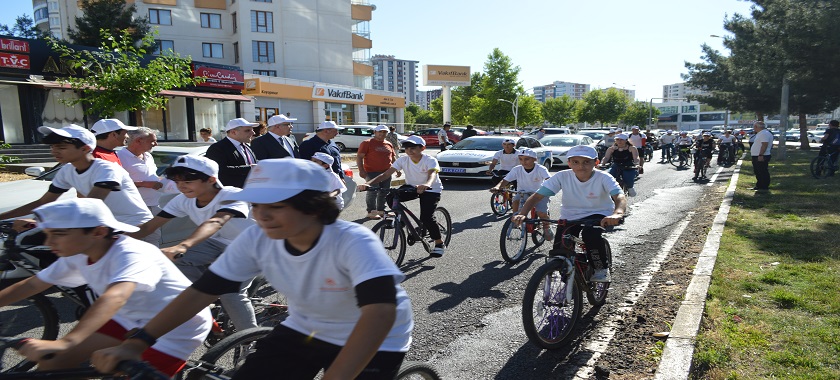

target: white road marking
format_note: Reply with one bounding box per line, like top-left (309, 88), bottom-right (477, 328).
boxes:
top-left (706, 166), bottom-right (725, 186)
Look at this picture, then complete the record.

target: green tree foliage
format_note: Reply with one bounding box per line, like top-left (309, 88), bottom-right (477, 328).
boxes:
top-left (621, 101), bottom-right (660, 128)
top-left (421, 98), bottom-right (443, 125)
top-left (514, 96), bottom-right (543, 127)
top-left (69, 0), bottom-right (150, 47)
top-left (449, 72), bottom-right (484, 125)
top-left (472, 48), bottom-right (526, 127)
top-left (542, 95), bottom-right (579, 126)
top-left (577, 89), bottom-right (629, 126)
top-left (48, 29), bottom-right (202, 118)
top-left (0, 14), bottom-right (50, 39)
top-left (403, 103), bottom-right (419, 127)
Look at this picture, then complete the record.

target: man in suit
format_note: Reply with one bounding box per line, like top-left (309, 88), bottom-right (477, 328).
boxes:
top-left (205, 118), bottom-right (258, 188)
top-left (300, 121), bottom-right (344, 179)
top-left (251, 114), bottom-right (299, 160)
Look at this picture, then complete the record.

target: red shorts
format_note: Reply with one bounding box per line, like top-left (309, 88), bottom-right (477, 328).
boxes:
top-left (97, 320), bottom-right (187, 376)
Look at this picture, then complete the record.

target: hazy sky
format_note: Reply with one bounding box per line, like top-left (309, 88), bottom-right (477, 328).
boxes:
top-left (0, 0), bottom-right (757, 102)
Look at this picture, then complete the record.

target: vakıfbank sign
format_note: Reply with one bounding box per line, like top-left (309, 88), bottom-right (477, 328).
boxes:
top-left (423, 65), bottom-right (470, 86)
top-left (312, 85), bottom-right (365, 103)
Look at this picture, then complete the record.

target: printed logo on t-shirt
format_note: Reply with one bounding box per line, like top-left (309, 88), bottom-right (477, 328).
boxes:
top-left (587, 192), bottom-right (598, 199)
top-left (320, 277), bottom-right (349, 292)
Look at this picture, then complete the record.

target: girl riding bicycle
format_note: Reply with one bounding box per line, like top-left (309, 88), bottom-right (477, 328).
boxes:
top-left (489, 148), bottom-right (553, 240)
top-left (513, 145), bottom-right (626, 283)
top-left (600, 133), bottom-right (640, 197)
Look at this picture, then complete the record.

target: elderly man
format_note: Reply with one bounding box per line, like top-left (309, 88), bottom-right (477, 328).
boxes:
top-left (251, 114), bottom-right (300, 159)
top-left (357, 125), bottom-right (398, 219)
top-left (300, 121), bottom-right (344, 179)
top-left (749, 121), bottom-right (774, 192)
top-left (117, 127), bottom-right (172, 245)
top-left (205, 118), bottom-right (259, 188)
top-left (90, 118), bottom-right (138, 165)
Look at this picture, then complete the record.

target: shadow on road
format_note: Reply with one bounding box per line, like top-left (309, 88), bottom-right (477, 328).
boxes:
top-left (426, 257), bottom-right (540, 313)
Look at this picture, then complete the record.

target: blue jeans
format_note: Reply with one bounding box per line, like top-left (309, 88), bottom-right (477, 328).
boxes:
top-left (609, 165), bottom-right (636, 189)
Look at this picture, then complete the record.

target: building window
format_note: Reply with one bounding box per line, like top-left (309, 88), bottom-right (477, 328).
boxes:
top-left (253, 70), bottom-right (277, 76)
top-left (149, 9), bottom-right (172, 25)
top-left (202, 43), bottom-right (223, 58)
top-left (232, 13), bottom-right (237, 33)
top-left (48, 1), bottom-right (58, 10)
top-left (34, 8), bottom-right (49, 21)
top-left (251, 11), bottom-right (273, 33)
top-left (200, 13), bottom-right (222, 29)
top-left (154, 40), bottom-right (174, 55)
top-left (49, 17), bottom-right (60, 27)
top-left (233, 42), bottom-right (239, 63)
top-left (252, 41), bottom-right (274, 62)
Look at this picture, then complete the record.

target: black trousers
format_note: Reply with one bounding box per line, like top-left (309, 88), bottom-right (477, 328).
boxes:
top-left (751, 155), bottom-right (772, 190)
top-left (551, 214), bottom-right (608, 270)
top-left (418, 191), bottom-right (442, 241)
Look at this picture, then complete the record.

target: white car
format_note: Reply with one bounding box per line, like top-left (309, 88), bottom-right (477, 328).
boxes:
top-left (538, 134), bottom-right (598, 168)
top-left (303, 125), bottom-right (408, 151)
top-left (436, 136), bottom-right (553, 180)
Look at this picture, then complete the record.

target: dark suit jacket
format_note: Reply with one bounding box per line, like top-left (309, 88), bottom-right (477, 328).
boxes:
top-left (251, 133), bottom-right (299, 160)
top-left (205, 137), bottom-right (254, 188)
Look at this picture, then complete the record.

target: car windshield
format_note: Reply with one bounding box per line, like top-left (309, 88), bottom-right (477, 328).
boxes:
top-left (539, 136), bottom-right (580, 147)
top-left (581, 132), bottom-right (606, 140)
top-left (450, 138), bottom-right (505, 151)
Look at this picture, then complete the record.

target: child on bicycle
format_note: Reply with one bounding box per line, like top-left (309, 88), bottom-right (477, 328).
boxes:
top-left (820, 120), bottom-right (840, 174)
top-left (513, 145), bottom-right (626, 283)
top-left (600, 133), bottom-right (640, 197)
top-left (717, 130), bottom-right (738, 165)
top-left (489, 148), bottom-right (553, 240)
top-left (694, 132), bottom-right (716, 180)
top-left (358, 135), bottom-right (446, 257)
top-left (312, 152), bottom-right (348, 210)
top-left (485, 138), bottom-right (519, 184)
top-left (0, 198), bottom-right (211, 376)
top-left (128, 155), bottom-right (258, 332)
top-left (93, 159), bottom-right (413, 380)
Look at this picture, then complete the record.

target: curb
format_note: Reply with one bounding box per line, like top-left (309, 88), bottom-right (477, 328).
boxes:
top-left (654, 158), bottom-right (743, 379)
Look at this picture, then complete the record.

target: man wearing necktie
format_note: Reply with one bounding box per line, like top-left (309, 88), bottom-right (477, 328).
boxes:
top-left (252, 114), bottom-right (300, 160)
top-left (205, 118), bottom-right (258, 188)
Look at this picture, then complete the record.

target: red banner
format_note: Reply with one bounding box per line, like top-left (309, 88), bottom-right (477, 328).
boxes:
top-left (0, 38), bottom-right (30, 54)
top-left (192, 63), bottom-right (244, 90)
top-left (0, 53), bottom-right (30, 70)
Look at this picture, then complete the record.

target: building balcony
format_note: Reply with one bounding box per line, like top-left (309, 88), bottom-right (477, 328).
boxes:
top-left (351, 3), bottom-right (373, 21)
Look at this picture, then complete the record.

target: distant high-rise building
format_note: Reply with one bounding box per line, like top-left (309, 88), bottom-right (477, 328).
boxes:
top-left (371, 55), bottom-right (418, 106)
top-left (605, 86), bottom-right (636, 101)
top-left (424, 89), bottom-right (442, 111)
top-left (662, 82), bottom-right (707, 101)
top-left (533, 81), bottom-right (590, 102)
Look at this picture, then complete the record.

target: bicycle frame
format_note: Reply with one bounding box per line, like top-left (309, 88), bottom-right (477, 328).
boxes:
top-left (384, 192), bottom-right (432, 252)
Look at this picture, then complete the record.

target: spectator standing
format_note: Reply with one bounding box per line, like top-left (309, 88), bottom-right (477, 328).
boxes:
top-left (199, 128), bottom-right (217, 143)
top-left (749, 121), bottom-right (774, 192)
top-left (461, 124), bottom-right (478, 139)
top-left (438, 123), bottom-right (453, 150)
top-left (357, 125), bottom-right (398, 219)
top-left (205, 118), bottom-right (259, 188)
top-left (90, 119), bottom-right (138, 165)
top-left (386, 126), bottom-right (401, 155)
top-left (535, 128), bottom-right (546, 140)
top-left (299, 121), bottom-right (345, 179)
top-left (251, 114), bottom-right (300, 159)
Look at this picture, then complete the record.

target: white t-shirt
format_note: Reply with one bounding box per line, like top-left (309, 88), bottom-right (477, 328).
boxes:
top-left (538, 169), bottom-right (621, 220)
top-left (391, 154), bottom-right (443, 193)
top-left (116, 149), bottom-right (172, 207)
top-left (37, 235), bottom-right (211, 360)
top-left (52, 160), bottom-right (153, 226)
top-left (328, 171), bottom-right (346, 210)
top-left (504, 164), bottom-right (550, 193)
top-left (750, 129), bottom-right (774, 156)
top-left (208, 221), bottom-right (413, 352)
top-left (659, 134), bottom-right (677, 144)
top-left (628, 133), bottom-right (644, 147)
top-left (492, 150), bottom-right (520, 171)
top-left (676, 136), bottom-right (694, 146)
top-left (162, 187), bottom-right (253, 245)
top-left (718, 135), bottom-right (738, 144)
top-left (437, 129), bottom-right (449, 144)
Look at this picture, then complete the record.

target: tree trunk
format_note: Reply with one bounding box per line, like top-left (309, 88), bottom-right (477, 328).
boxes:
top-left (799, 113), bottom-right (810, 150)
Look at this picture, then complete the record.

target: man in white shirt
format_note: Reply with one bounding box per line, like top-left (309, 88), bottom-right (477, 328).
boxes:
top-left (438, 123), bottom-right (453, 151)
top-left (749, 121), bottom-right (774, 192)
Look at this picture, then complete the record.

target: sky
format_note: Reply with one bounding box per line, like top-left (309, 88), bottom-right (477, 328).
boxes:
top-left (0, 0), bottom-right (757, 102)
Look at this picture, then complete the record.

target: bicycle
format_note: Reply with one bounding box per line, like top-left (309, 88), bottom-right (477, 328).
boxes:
top-left (203, 276), bottom-right (288, 347)
top-left (642, 144), bottom-right (654, 162)
top-left (368, 186), bottom-right (452, 267)
top-left (496, 189), bottom-right (550, 263)
top-left (810, 146), bottom-right (840, 179)
top-left (694, 150), bottom-right (711, 180)
top-left (489, 171), bottom-right (514, 216)
top-left (670, 145), bottom-right (693, 168)
top-left (520, 217), bottom-right (619, 350)
top-left (396, 361), bottom-right (442, 380)
top-left (717, 144), bottom-right (736, 166)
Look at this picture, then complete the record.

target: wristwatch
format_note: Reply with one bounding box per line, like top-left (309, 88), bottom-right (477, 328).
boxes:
top-left (124, 327), bottom-right (157, 347)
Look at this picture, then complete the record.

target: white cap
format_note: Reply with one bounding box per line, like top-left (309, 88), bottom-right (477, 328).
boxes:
top-left (168, 155), bottom-right (223, 186)
top-left (502, 138), bottom-right (516, 144)
top-left (402, 135), bottom-right (426, 147)
top-left (225, 118), bottom-right (259, 132)
top-left (373, 125), bottom-right (389, 132)
top-left (615, 133), bottom-right (629, 140)
top-left (312, 152), bottom-right (335, 166)
top-left (34, 198), bottom-right (139, 233)
top-left (703, 132), bottom-right (712, 136)
top-left (666, 130), bottom-right (673, 134)
top-left (267, 114), bottom-right (297, 126)
top-left (631, 126), bottom-right (640, 130)
top-left (316, 121), bottom-right (344, 131)
top-left (680, 131), bottom-right (688, 135)
top-left (90, 119), bottom-right (137, 135)
top-left (517, 148), bottom-right (537, 158)
top-left (566, 145), bottom-right (598, 159)
top-left (226, 159), bottom-right (333, 204)
top-left (609, 128), bottom-right (617, 133)
top-left (38, 124), bottom-right (97, 150)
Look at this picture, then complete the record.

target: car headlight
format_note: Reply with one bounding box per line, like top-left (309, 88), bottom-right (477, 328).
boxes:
top-left (478, 160), bottom-right (493, 165)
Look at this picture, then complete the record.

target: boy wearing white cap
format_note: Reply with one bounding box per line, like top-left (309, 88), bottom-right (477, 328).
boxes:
top-left (489, 148), bottom-right (553, 239)
top-left (485, 138), bottom-right (519, 182)
top-left (0, 198), bottom-right (211, 376)
top-left (94, 159), bottom-right (413, 380)
top-left (312, 152), bottom-right (348, 210)
top-left (90, 118), bottom-right (138, 166)
top-left (129, 155), bottom-right (258, 332)
top-left (513, 145), bottom-right (626, 283)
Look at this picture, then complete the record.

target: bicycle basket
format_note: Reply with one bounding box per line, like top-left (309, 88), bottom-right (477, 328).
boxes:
top-left (386, 185), bottom-right (419, 205)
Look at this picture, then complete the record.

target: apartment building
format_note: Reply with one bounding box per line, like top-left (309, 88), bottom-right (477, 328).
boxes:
top-left (662, 82), bottom-right (707, 101)
top-left (371, 54), bottom-right (418, 107)
top-left (533, 81), bottom-right (590, 102)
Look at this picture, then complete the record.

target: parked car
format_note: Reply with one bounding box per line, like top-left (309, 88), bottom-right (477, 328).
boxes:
top-left (525, 127), bottom-right (572, 136)
top-left (577, 129), bottom-right (611, 142)
top-left (435, 136), bottom-right (552, 180)
top-left (538, 134), bottom-right (598, 168)
top-left (784, 131), bottom-right (819, 143)
top-left (410, 128), bottom-right (461, 147)
top-left (303, 125), bottom-right (407, 151)
top-left (450, 126), bottom-right (487, 137)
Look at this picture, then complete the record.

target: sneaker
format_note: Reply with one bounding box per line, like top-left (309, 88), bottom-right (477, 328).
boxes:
top-left (590, 269), bottom-right (611, 283)
top-left (366, 211), bottom-right (382, 220)
top-left (627, 187), bottom-right (637, 197)
top-left (430, 244), bottom-right (445, 258)
top-left (543, 228), bottom-right (554, 241)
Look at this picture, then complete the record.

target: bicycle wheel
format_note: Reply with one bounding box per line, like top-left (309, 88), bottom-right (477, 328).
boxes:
top-left (811, 156), bottom-right (828, 179)
top-left (191, 327), bottom-right (274, 380)
top-left (490, 192), bottom-right (509, 216)
top-left (245, 277), bottom-right (288, 328)
top-left (645, 146), bottom-right (654, 162)
top-left (586, 239), bottom-right (612, 306)
top-left (372, 220), bottom-right (407, 267)
top-left (0, 294), bottom-right (60, 372)
top-left (396, 361), bottom-right (442, 380)
top-left (499, 218), bottom-right (527, 263)
top-left (669, 151), bottom-right (681, 167)
top-left (530, 210), bottom-right (549, 248)
top-left (433, 207), bottom-right (452, 247)
top-left (522, 259), bottom-right (582, 350)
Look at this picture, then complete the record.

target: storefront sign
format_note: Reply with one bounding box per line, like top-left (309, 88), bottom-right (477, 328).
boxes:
top-left (0, 38), bottom-right (30, 54)
top-left (312, 84), bottom-right (365, 103)
top-left (192, 63), bottom-right (244, 90)
top-left (0, 52), bottom-right (30, 70)
top-left (423, 65), bottom-right (470, 86)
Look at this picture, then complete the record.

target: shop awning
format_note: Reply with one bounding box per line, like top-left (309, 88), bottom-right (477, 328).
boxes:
top-left (28, 80), bottom-right (251, 101)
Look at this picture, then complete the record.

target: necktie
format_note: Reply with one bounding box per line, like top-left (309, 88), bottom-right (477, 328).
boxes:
top-left (242, 145), bottom-right (254, 164)
top-left (281, 137), bottom-right (295, 158)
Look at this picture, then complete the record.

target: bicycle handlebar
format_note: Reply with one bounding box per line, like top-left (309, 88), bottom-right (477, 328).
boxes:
top-left (520, 216), bottom-right (623, 231)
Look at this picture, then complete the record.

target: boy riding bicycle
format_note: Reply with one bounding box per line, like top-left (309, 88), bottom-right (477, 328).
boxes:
top-left (513, 145), bottom-right (626, 283)
top-left (485, 138), bottom-right (520, 183)
top-left (694, 132), bottom-right (716, 180)
top-left (489, 148), bottom-right (553, 240)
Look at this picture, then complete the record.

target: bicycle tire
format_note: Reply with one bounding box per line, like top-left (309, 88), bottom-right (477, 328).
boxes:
top-left (0, 294), bottom-right (60, 373)
top-left (490, 192), bottom-right (508, 216)
top-left (372, 220), bottom-right (407, 267)
top-left (669, 151), bottom-right (681, 167)
top-left (811, 156), bottom-right (828, 179)
top-left (499, 218), bottom-right (527, 263)
top-left (586, 239), bottom-right (612, 306)
top-left (396, 361), bottom-right (442, 380)
top-left (522, 259), bottom-right (582, 350)
top-left (644, 146), bottom-right (654, 162)
top-left (530, 210), bottom-right (549, 248)
top-left (190, 327), bottom-right (274, 380)
top-left (433, 207), bottom-right (452, 247)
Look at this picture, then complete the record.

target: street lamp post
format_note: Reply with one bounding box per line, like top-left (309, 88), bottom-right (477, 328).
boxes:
top-left (498, 94), bottom-right (520, 129)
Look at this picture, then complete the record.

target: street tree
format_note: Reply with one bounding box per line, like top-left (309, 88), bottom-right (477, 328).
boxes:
top-left (48, 29), bottom-right (202, 119)
top-left (471, 48), bottom-right (526, 127)
top-left (69, 0), bottom-right (150, 47)
top-left (577, 89), bottom-right (628, 127)
top-left (621, 101), bottom-right (660, 129)
top-left (404, 103), bottom-right (419, 127)
top-left (0, 14), bottom-right (50, 39)
top-left (449, 72), bottom-right (484, 125)
top-left (542, 95), bottom-right (578, 126)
